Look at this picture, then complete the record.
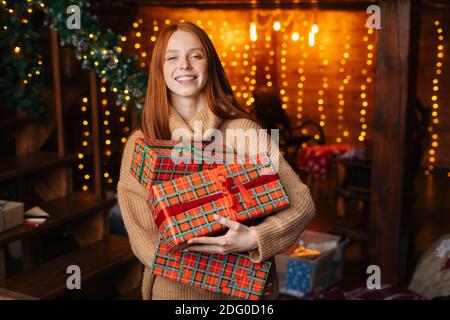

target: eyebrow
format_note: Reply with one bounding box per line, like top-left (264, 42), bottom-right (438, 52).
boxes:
top-left (165, 48), bottom-right (204, 54)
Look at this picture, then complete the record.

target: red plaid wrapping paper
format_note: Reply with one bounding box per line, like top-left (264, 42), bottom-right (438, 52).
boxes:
top-left (150, 236), bottom-right (272, 300)
top-left (150, 153), bottom-right (290, 250)
top-left (131, 137), bottom-right (236, 191)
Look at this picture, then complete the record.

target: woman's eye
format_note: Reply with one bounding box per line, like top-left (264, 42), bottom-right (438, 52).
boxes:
top-left (167, 57), bottom-right (176, 61)
top-left (191, 55), bottom-right (202, 59)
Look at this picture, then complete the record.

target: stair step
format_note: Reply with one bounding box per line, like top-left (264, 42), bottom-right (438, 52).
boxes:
top-left (0, 192), bottom-right (116, 247)
top-left (0, 151), bottom-right (76, 182)
top-left (0, 288), bottom-right (37, 300)
top-left (0, 235), bottom-right (135, 299)
top-left (0, 116), bottom-right (40, 130)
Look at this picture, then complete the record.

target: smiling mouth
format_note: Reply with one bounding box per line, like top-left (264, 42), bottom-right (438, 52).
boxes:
top-left (175, 75), bottom-right (198, 83)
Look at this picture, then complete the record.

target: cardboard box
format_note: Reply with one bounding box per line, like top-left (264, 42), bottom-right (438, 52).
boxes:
top-left (0, 200), bottom-right (24, 233)
top-left (275, 231), bottom-right (349, 297)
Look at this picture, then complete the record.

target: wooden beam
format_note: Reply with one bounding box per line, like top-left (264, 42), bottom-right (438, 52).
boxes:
top-left (126, 0), bottom-right (376, 10)
top-left (369, 0), bottom-right (420, 285)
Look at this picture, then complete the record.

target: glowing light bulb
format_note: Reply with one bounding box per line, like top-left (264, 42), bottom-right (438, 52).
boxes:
top-left (250, 23), bottom-right (257, 42)
top-left (308, 32), bottom-right (315, 47)
top-left (273, 21), bottom-right (281, 31)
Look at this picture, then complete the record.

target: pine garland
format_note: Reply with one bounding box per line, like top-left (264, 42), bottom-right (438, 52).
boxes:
top-left (0, 0), bottom-right (148, 118)
top-left (0, 1), bottom-right (46, 117)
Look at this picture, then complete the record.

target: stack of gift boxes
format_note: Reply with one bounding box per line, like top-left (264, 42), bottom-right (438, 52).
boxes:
top-left (130, 137), bottom-right (290, 300)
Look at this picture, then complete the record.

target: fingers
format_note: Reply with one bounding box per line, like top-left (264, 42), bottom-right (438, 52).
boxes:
top-left (187, 236), bottom-right (227, 246)
top-left (186, 245), bottom-right (227, 254)
top-left (214, 214), bottom-right (240, 231)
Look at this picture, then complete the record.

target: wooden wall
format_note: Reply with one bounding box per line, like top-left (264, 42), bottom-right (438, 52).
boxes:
top-left (120, 6), bottom-right (449, 171)
top-left (417, 10), bottom-right (450, 171)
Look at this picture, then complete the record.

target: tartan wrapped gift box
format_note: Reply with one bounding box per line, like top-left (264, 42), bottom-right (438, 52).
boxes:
top-left (131, 137), bottom-right (236, 191)
top-left (149, 153), bottom-right (290, 250)
top-left (150, 236), bottom-right (271, 300)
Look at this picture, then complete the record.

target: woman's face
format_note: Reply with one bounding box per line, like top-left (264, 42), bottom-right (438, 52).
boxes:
top-left (163, 30), bottom-right (208, 99)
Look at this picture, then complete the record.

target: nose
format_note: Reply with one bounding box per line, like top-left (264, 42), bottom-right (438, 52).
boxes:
top-left (179, 56), bottom-right (192, 70)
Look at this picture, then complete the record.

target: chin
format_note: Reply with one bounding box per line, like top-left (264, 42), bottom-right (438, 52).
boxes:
top-left (172, 87), bottom-right (203, 97)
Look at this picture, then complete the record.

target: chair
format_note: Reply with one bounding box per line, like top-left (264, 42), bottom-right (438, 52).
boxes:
top-left (253, 86), bottom-right (325, 167)
top-left (333, 98), bottom-right (431, 241)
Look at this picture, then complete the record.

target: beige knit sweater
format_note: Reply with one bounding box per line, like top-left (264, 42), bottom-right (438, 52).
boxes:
top-left (117, 105), bottom-right (316, 300)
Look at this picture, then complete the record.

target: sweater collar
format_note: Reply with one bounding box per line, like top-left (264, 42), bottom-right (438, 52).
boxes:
top-left (169, 105), bottom-right (223, 141)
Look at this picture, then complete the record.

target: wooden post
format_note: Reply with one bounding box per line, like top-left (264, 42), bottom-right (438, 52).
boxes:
top-left (51, 26), bottom-right (66, 157)
top-left (68, 72), bottom-right (106, 246)
top-left (369, 0), bottom-right (420, 285)
top-left (90, 71), bottom-right (102, 199)
top-left (67, 71), bottom-right (106, 244)
top-left (130, 104), bottom-right (139, 131)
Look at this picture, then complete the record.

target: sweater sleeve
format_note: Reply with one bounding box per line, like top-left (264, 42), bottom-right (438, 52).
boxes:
top-left (117, 130), bottom-right (159, 268)
top-left (226, 119), bottom-right (316, 263)
top-left (248, 155), bottom-right (316, 263)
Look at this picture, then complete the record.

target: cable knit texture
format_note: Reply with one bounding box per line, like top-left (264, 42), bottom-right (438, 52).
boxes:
top-left (117, 106), bottom-right (316, 300)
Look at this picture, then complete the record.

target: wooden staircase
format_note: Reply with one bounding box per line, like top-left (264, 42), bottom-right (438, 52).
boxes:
top-left (0, 22), bottom-right (141, 300)
top-left (0, 236), bottom-right (137, 300)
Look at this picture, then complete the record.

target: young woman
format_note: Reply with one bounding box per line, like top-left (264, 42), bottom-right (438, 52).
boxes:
top-left (117, 21), bottom-right (316, 300)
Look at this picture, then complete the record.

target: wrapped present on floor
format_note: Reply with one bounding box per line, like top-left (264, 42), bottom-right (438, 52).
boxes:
top-left (149, 153), bottom-right (290, 250)
top-left (275, 231), bottom-right (349, 298)
top-left (150, 236), bottom-right (271, 300)
top-left (0, 200), bottom-right (24, 233)
top-left (131, 137), bottom-right (237, 191)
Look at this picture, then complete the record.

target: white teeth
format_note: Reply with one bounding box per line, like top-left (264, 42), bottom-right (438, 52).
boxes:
top-left (176, 76), bottom-right (196, 81)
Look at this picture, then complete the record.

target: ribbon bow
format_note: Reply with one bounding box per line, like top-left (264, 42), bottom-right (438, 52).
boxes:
top-left (213, 171), bottom-right (256, 221)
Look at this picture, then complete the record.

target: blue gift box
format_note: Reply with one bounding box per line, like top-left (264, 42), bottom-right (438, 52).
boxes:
top-left (286, 259), bottom-right (312, 294)
top-left (275, 231), bottom-right (349, 298)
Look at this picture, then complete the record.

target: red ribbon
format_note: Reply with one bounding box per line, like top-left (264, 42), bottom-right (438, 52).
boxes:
top-left (154, 172), bottom-right (280, 228)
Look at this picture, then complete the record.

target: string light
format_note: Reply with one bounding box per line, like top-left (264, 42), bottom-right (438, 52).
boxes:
top-left (250, 22), bottom-right (257, 42)
top-left (273, 21), bottom-right (281, 31)
top-left (264, 30), bottom-right (273, 88)
top-left (336, 33), bottom-right (352, 143)
top-left (317, 36), bottom-right (329, 129)
top-left (132, 19), bottom-right (145, 68)
top-left (308, 31), bottom-right (315, 47)
top-left (247, 41), bottom-right (257, 111)
top-left (296, 26), bottom-right (308, 126)
top-left (100, 78), bottom-right (113, 185)
top-left (308, 24), bottom-right (318, 47)
top-left (358, 27), bottom-right (375, 142)
top-left (79, 97), bottom-right (90, 192)
top-left (425, 20), bottom-right (444, 176)
top-left (279, 30), bottom-right (289, 111)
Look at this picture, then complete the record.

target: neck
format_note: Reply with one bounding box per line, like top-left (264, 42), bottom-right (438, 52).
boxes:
top-left (170, 94), bottom-right (205, 121)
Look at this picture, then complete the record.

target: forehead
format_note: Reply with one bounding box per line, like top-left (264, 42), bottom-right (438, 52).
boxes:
top-left (165, 30), bottom-right (204, 52)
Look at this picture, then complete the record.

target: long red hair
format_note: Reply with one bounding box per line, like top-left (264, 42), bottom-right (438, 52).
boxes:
top-left (141, 21), bottom-right (259, 139)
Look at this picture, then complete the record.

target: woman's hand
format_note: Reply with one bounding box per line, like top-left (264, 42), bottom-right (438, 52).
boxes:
top-left (185, 214), bottom-right (259, 254)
